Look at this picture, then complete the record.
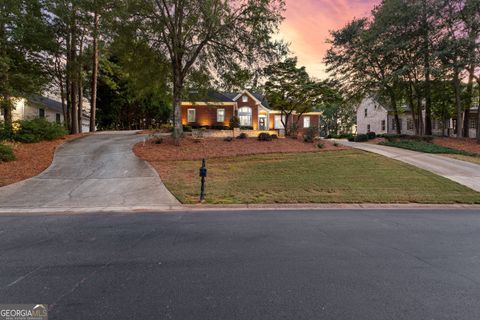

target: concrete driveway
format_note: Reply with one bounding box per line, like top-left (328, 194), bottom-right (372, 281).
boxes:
top-left (0, 132), bottom-right (180, 211)
top-left (338, 140), bottom-right (480, 192)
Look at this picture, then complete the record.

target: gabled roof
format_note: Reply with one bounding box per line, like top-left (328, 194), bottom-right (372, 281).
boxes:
top-left (186, 89), bottom-right (270, 108)
top-left (28, 95), bottom-right (63, 114)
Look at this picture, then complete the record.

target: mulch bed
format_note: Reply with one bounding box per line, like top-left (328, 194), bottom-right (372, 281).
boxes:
top-left (134, 136), bottom-right (349, 162)
top-left (0, 133), bottom-right (88, 187)
top-left (433, 137), bottom-right (480, 155)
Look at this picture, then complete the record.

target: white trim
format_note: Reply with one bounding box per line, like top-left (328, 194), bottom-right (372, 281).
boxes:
top-left (182, 102), bottom-right (235, 106)
top-left (187, 109), bottom-right (196, 123)
top-left (303, 116), bottom-right (311, 128)
top-left (233, 90), bottom-right (264, 106)
top-left (217, 108), bottom-right (225, 122)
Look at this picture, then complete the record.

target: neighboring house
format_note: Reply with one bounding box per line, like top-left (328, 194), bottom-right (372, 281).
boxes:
top-left (356, 96), bottom-right (479, 137)
top-left (0, 95), bottom-right (91, 132)
top-left (181, 89), bottom-right (321, 133)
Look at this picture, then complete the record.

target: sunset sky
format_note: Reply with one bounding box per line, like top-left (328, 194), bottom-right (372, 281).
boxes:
top-left (280, 0), bottom-right (380, 79)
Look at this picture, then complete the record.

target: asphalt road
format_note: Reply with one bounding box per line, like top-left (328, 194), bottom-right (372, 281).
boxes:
top-left (0, 209), bottom-right (479, 320)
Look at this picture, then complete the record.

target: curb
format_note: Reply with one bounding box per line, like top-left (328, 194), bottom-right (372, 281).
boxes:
top-left (0, 203), bottom-right (479, 215)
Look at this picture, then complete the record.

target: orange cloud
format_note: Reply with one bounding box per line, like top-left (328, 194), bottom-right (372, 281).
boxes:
top-left (279, 0), bottom-right (379, 79)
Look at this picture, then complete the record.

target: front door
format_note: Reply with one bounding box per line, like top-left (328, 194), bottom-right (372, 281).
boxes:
top-left (259, 115), bottom-right (267, 130)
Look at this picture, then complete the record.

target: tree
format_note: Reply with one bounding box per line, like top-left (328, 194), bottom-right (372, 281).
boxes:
top-left (120, 0), bottom-right (286, 142)
top-left (264, 57), bottom-right (323, 136)
top-left (0, 0), bottom-right (52, 132)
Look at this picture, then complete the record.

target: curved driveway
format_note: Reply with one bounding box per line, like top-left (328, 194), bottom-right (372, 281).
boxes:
top-left (0, 132), bottom-right (179, 211)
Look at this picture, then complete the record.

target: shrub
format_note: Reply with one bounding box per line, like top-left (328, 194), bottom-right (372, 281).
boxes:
top-left (354, 134), bottom-right (369, 142)
top-left (367, 131), bottom-right (376, 140)
top-left (237, 132), bottom-right (248, 139)
top-left (229, 116), bottom-right (240, 129)
top-left (13, 118), bottom-right (67, 143)
top-left (240, 126), bottom-right (253, 130)
top-left (270, 134), bottom-right (278, 140)
top-left (159, 123), bottom-right (173, 133)
top-left (303, 126), bottom-right (319, 143)
top-left (347, 136), bottom-right (356, 142)
top-left (333, 142), bottom-right (339, 147)
top-left (258, 132), bottom-right (273, 141)
top-left (0, 144), bottom-right (15, 162)
top-left (224, 136), bottom-right (233, 142)
top-left (316, 143), bottom-right (324, 149)
top-left (210, 125), bottom-right (229, 130)
top-left (182, 125), bottom-right (193, 132)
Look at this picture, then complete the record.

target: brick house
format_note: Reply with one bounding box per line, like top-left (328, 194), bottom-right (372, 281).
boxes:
top-left (181, 89), bottom-right (321, 133)
top-left (356, 95), bottom-right (478, 137)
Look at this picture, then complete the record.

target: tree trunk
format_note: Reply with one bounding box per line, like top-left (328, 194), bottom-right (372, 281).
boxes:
top-left (70, 9), bottom-right (79, 135)
top-left (1, 94), bottom-right (12, 132)
top-left (90, 5), bottom-right (99, 133)
top-left (477, 79), bottom-right (480, 143)
top-left (422, 0), bottom-right (432, 136)
top-left (172, 69), bottom-right (184, 143)
top-left (389, 90), bottom-right (401, 135)
top-left (463, 65), bottom-right (475, 137)
top-left (453, 66), bottom-right (463, 138)
top-left (77, 37), bottom-right (84, 133)
top-left (407, 82), bottom-right (419, 135)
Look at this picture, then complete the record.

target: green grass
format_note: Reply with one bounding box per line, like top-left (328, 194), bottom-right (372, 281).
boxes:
top-left (160, 150), bottom-right (480, 204)
top-left (379, 140), bottom-right (475, 156)
top-left (0, 144), bottom-right (15, 162)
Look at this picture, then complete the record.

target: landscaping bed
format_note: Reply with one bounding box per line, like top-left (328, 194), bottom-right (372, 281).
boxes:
top-left (134, 136), bottom-right (348, 161)
top-left (433, 137), bottom-right (480, 155)
top-left (151, 150), bottom-right (480, 204)
top-left (0, 134), bottom-right (87, 187)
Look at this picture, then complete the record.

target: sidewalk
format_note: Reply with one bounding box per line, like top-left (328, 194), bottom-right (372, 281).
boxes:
top-left (337, 140), bottom-right (480, 192)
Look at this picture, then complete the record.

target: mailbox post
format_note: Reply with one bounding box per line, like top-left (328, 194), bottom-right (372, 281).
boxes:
top-left (199, 159), bottom-right (207, 202)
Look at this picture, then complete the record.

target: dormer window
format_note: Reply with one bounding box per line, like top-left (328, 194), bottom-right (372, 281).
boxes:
top-left (242, 95), bottom-right (248, 103)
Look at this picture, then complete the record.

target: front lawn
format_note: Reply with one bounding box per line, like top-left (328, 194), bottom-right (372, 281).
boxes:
top-left (153, 150), bottom-right (480, 204)
top-left (379, 140), bottom-right (477, 156)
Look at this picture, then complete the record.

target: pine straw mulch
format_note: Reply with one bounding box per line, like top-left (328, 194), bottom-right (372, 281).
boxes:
top-left (133, 136), bottom-right (349, 162)
top-left (0, 133), bottom-right (89, 187)
top-left (433, 137), bottom-right (480, 155)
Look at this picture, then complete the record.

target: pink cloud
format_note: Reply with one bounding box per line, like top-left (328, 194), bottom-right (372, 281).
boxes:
top-left (279, 0), bottom-right (380, 78)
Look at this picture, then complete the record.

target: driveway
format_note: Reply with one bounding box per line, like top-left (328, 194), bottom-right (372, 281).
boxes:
top-left (0, 132), bottom-right (179, 211)
top-left (338, 140), bottom-right (480, 192)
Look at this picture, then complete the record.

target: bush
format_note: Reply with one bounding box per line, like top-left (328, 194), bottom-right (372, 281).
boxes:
top-left (367, 131), bottom-right (376, 140)
top-left (327, 133), bottom-right (354, 140)
top-left (316, 143), bottom-right (324, 149)
top-left (210, 125), bottom-right (230, 130)
top-left (229, 116), bottom-right (240, 129)
top-left (347, 136), bottom-right (356, 142)
top-left (237, 132), bottom-right (248, 139)
top-left (333, 142), bottom-right (339, 147)
top-left (224, 136), bottom-right (233, 142)
top-left (303, 126), bottom-right (319, 143)
top-left (270, 134), bottom-right (278, 140)
top-left (182, 125), bottom-right (193, 132)
top-left (258, 133), bottom-right (273, 141)
top-left (13, 118), bottom-right (67, 143)
top-left (240, 126), bottom-right (253, 130)
top-left (0, 144), bottom-right (15, 162)
top-left (354, 134), bottom-right (369, 142)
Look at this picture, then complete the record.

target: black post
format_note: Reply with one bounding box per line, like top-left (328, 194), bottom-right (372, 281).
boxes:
top-left (199, 158), bottom-right (207, 202)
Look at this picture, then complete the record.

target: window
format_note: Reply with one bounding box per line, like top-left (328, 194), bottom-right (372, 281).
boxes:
top-left (238, 107), bottom-right (252, 126)
top-left (274, 115), bottom-right (285, 129)
top-left (303, 116), bottom-right (311, 128)
top-left (242, 95), bottom-right (248, 103)
top-left (381, 120), bottom-right (386, 131)
top-left (367, 124), bottom-right (371, 132)
top-left (217, 109), bottom-right (225, 123)
top-left (407, 119), bottom-right (414, 130)
top-left (364, 108), bottom-right (368, 117)
top-left (39, 108), bottom-right (45, 118)
top-left (187, 109), bottom-right (196, 123)
top-left (56, 113), bottom-right (61, 124)
top-left (470, 118), bottom-right (477, 129)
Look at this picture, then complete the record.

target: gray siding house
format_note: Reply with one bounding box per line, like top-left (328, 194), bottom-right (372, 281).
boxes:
top-left (356, 96), bottom-right (478, 137)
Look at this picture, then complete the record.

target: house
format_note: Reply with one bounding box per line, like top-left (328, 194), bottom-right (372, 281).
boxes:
top-left (0, 95), bottom-right (91, 132)
top-left (181, 89), bottom-right (321, 133)
top-left (356, 95), bottom-right (478, 137)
